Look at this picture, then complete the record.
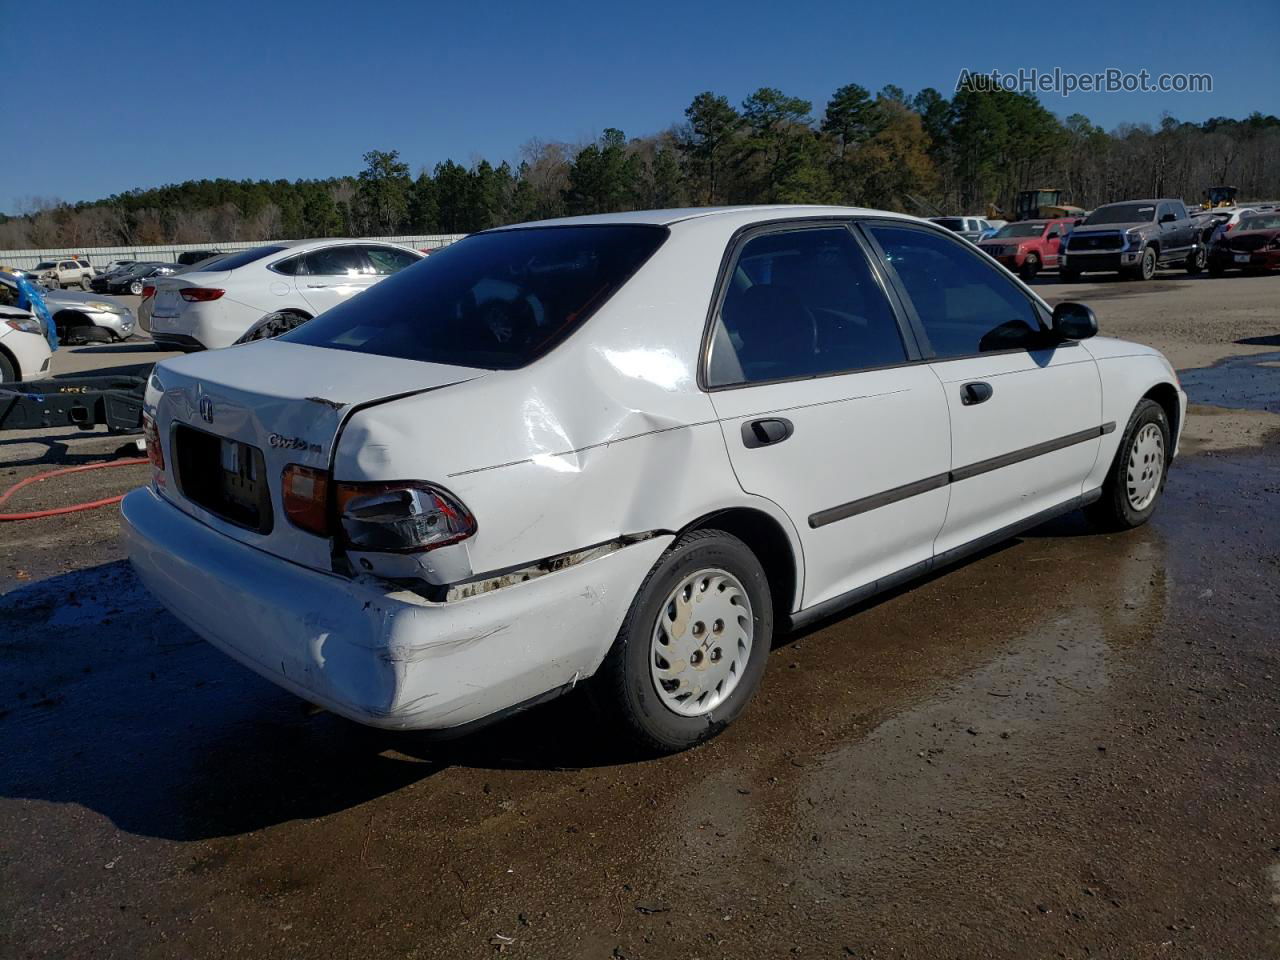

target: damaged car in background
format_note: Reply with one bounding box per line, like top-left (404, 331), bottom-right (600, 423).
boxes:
top-left (124, 206), bottom-right (1186, 752)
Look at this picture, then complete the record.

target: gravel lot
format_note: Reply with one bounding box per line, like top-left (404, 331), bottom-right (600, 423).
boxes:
top-left (1, 271), bottom-right (1278, 959)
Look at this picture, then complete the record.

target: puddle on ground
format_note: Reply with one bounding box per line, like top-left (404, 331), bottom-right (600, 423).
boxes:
top-left (1178, 350), bottom-right (1280, 414)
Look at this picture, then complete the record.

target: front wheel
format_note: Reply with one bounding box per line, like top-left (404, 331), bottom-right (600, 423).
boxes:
top-left (1088, 399), bottom-right (1171, 530)
top-left (1019, 254), bottom-right (1040, 281)
top-left (0, 351), bottom-right (15, 383)
top-left (592, 530), bottom-right (773, 754)
top-left (1134, 246), bottom-right (1157, 281)
top-left (1186, 246), bottom-right (1207, 274)
top-left (129, 280), bottom-right (143, 295)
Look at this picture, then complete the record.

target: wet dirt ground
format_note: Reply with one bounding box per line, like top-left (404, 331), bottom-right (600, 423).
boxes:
top-left (2, 272), bottom-right (1279, 958)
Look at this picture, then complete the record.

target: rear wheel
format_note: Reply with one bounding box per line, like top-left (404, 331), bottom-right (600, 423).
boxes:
top-left (1185, 246), bottom-right (1206, 274)
top-left (593, 529), bottom-right (773, 754)
top-left (1059, 267), bottom-right (1081, 282)
top-left (129, 280), bottom-right (143, 295)
top-left (233, 310), bottom-right (312, 344)
top-left (1208, 261), bottom-right (1226, 277)
top-left (1088, 399), bottom-right (1171, 530)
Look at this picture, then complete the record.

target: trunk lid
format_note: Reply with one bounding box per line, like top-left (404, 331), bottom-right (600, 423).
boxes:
top-left (150, 271), bottom-right (232, 318)
top-left (151, 339), bottom-right (481, 570)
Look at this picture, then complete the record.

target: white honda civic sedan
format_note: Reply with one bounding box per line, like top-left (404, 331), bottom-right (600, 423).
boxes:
top-left (146, 238), bottom-right (423, 350)
top-left (123, 206), bottom-right (1185, 752)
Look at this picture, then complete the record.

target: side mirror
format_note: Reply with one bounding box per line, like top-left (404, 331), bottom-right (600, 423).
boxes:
top-left (1159, 213), bottom-right (1176, 224)
top-left (1052, 301), bottom-right (1097, 341)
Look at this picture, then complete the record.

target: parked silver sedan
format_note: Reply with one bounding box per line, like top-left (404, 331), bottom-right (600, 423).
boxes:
top-left (0, 276), bottom-right (138, 341)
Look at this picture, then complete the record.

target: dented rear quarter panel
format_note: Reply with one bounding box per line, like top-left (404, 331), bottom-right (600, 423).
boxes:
top-left (332, 218), bottom-right (808, 602)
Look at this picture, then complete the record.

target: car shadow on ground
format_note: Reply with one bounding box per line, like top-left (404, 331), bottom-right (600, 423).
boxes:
top-left (0, 502), bottom-right (1125, 843)
top-left (0, 560), bottom-right (649, 842)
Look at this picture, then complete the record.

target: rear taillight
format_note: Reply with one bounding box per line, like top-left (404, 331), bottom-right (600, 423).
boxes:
top-left (336, 481), bottom-right (476, 553)
top-left (142, 413), bottom-right (164, 470)
top-left (281, 464), bottom-right (331, 537)
top-left (1226, 223), bottom-right (1236, 232)
top-left (141, 285), bottom-right (156, 300)
top-left (180, 288), bottom-right (225, 302)
top-left (280, 468), bottom-right (477, 552)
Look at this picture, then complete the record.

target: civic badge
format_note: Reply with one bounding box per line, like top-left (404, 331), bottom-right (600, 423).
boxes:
top-left (199, 396), bottom-right (214, 424)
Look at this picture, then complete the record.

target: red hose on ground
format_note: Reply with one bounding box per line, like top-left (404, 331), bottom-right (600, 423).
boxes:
top-left (0, 458), bottom-right (149, 521)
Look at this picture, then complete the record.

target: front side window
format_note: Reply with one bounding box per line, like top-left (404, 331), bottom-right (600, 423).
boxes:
top-left (361, 245), bottom-right (420, 275)
top-left (706, 227), bottom-right (907, 387)
top-left (285, 225), bottom-right (667, 370)
top-left (869, 224), bottom-right (1044, 358)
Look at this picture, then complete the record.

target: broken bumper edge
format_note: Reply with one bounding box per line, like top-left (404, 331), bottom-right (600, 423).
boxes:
top-left (121, 486), bottom-right (671, 730)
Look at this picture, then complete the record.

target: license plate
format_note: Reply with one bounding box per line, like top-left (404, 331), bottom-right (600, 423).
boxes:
top-left (1235, 254), bottom-right (1251, 263)
top-left (173, 424), bottom-right (272, 532)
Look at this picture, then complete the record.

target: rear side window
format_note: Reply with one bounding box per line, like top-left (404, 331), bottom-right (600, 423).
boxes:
top-left (203, 246), bottom-right (287, 271)
top-left (706, 227), bottom-right (906, 387)
top-left (361, 245), bottom-right (420, 275)
top-left (270, 256), bottom-right (302, 276)
top-left (285, 225), bottom-right (667, 370)
top-left (869, 224), bottom-right (1044, 358)
top-left (303, 245), bottom-right (367, 277)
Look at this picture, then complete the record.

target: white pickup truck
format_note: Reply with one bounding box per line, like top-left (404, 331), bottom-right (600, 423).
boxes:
top-left (32, 257), bottom-right (96, 290)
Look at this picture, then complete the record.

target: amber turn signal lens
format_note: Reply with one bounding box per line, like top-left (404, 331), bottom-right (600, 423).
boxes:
top-left (281, 464), bottom-right (331, 536)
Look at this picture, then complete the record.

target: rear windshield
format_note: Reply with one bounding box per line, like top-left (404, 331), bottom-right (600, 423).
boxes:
top-left (285, 225), bottom-right (668, 369)
top-left (1085, 203), bottom-right (1156, 225)
top-left (201, 245), bottom-right (287, 271)
top-left (1240, 215), bottom-right (1280, 231)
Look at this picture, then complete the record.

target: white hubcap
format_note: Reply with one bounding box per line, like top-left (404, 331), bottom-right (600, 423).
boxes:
top-left (651, 569), bottom-right (753, 717)
top-left (1126, 422), bottom-right (1165, 511)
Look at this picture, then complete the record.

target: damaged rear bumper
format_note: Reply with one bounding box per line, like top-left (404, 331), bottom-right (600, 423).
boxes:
top-left (122, 486), bottom-right (671, 730)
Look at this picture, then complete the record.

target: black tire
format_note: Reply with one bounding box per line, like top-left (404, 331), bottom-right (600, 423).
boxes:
top-left (1135, 245), bottom-right (1157, 281)
top-left (1087, 399), bottom-right (1171, 530)
top-left (1059, 267), bottom-right (1081, 282)
top-left (233, 310), bottom-right (312, 344)
top-left (1185, 246), bottom-right (1207, 274)
top-left (1019, 254), bottom-right (1041, 282)
top-left (592, 529), bottom-right (774, 754)
top-left (0, 351), bottom-right (15, 383)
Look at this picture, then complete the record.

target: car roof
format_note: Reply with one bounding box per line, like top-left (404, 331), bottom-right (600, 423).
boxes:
top-left (493, 205), bottom-right (925, 232)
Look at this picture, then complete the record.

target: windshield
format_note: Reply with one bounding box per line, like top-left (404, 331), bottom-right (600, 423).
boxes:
top-left (1085, 203), bottom-right (1156, 225)
top-left (285, 225), bottom-right (668, 370)
top-left (34, 261), bottom-right (56, 270)
top-left (1239, 215), bottom-right (1280, 231)
top-left (994, 223), bottom-right (1045, 238)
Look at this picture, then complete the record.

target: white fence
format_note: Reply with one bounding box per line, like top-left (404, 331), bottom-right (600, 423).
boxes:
top-left (0, 234), bottom-right (468, 271)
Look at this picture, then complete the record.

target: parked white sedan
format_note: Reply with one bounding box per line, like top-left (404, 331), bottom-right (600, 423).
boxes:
top-left (146, 239), bottom-right (423, 350)
top-left (123, 206), bottom-right (1185, 752)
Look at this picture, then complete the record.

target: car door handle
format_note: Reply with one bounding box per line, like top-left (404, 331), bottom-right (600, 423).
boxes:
top-left (960, 381), bottom-right (994, 406)
top-left (741, 417), bottom-right (794, 449)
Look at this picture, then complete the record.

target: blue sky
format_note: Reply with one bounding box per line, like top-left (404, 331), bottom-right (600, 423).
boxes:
top-left (3, 0), bottom-right (1276, 211)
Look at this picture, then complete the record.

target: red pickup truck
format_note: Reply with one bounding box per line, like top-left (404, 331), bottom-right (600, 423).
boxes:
top-left (977, 218), bottom-right (1077, 280)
